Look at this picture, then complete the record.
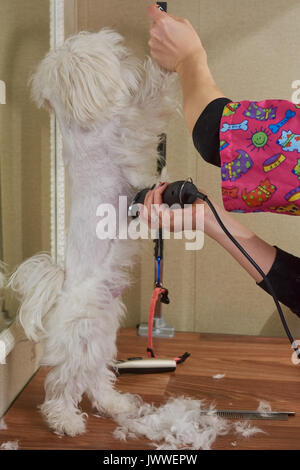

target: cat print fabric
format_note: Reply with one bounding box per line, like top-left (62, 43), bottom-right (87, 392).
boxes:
top-left (220, 100), bottom-right (300, 215)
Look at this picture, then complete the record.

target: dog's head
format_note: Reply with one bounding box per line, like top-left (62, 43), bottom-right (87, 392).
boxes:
top-left (30, 28), bottom-right (142, 127)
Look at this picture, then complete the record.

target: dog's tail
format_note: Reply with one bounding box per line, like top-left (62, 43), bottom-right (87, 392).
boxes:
top-left (8, 254), bottom-right (65, 342)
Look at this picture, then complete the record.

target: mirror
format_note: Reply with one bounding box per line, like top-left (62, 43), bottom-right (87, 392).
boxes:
top-left (0, 0), bottom-right (55, 333)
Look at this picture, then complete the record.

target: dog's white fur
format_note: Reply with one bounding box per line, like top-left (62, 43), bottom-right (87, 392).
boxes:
top-left (8, 29), bottom-right (177, 437)
top-left (8, 29), bottom-right (262, 448)
top-left (114, 397), bottom-right (232, 450)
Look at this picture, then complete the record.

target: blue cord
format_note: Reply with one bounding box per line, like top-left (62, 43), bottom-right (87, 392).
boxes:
top-left (156, 257), bottom-right (161, 285)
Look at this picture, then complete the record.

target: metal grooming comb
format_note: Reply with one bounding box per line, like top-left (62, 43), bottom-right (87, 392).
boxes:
top-left (200, 410), bottom-right (295, 421)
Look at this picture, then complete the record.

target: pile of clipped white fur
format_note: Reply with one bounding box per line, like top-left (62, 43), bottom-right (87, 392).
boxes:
top-left (113, 396), bottom-right (264, 450)
top-left (0, 419), bottom-right (19, 450)
top-left (0, 441), bottom-right (19, 450)
top-left (257, 400), bottom-right (272, 417)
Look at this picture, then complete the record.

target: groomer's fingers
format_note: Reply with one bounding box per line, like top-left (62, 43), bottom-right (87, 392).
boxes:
top-left (167, 13), bottom-right (189, 23)
top-left (144, 188), bottom-right (155, 225)
top-left (152, 182), bottom-right (170, 228)
top-left (147, 4), bottom-right (187, 24)
top-left (140, 183), bottom-right (169, 229)
top-left (153, 182), bottom-right (168, 206)
top-left (144, 186), bottom-right (156, 207)
top-left (147, 4), bottom-right (168, 22)
top-left (143, 183), bottom-right (166, 228)
top-left (148, 37), bottom-right (162, 54)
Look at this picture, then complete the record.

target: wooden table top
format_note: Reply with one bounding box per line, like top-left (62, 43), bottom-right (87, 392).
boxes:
top-left (1, 328), bottom-right (300, 450)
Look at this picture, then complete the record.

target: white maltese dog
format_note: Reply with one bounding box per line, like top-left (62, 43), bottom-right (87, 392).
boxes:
top-left (8, 29), bottom-right (177, 437)
top-left (7, 29), bottom-right (262, 450)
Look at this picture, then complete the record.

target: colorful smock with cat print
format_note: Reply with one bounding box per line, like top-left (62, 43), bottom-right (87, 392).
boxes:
top-left (220, 100), bottom-right (300, 215)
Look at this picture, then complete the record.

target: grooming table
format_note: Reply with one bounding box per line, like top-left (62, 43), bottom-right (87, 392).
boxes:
top-left (1, 329), bottom-right (300, 450)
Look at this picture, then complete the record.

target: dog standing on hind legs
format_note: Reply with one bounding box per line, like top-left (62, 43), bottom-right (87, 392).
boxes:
top-left (8, 29), bottom-right (177, 436)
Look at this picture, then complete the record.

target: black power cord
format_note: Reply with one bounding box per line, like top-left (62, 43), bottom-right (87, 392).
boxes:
top-left (196, 190), bottom-right (300, 361)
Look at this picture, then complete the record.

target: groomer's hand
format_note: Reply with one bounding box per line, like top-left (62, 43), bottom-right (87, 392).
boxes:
top-left (139, 182), bottom-right (205, 233)
top-left (147, 4), bottom-right (206, 72)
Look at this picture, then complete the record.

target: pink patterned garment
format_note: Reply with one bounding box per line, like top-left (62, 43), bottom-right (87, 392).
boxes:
top-left (219, 100), bottom-right (300, 215)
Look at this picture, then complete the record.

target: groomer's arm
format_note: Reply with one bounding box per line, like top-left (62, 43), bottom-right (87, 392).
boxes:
top-left (143, 183), bottom-right (276, 283)
top-left (144, 185), bottom-right (300, 316)
top-left (147, 4), bottom-right (224, 133)
top-left (202, 200), bottom-right (276, 283)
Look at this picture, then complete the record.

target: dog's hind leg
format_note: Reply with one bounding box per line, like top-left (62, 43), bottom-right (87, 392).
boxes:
top-left (40, 365), bottom-right (87, 436)
top-left (39, 303), bottom-right (92, 436)
top-left (84, 299), bottom-right (142, 420)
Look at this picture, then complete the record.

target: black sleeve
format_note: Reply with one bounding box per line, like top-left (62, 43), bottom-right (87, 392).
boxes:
top-left (257, 246), bottom-right (300, 317)
top-left (192, 97), bottom-right (232, 168)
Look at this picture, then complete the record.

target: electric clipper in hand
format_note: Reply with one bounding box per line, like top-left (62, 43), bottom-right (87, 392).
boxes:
top-left (129, 179), bottom-right (206, 217)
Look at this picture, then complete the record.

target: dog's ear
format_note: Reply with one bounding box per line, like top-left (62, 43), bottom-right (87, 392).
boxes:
top-left (30, 29), bottom-right (138, 127)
